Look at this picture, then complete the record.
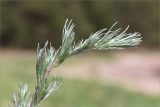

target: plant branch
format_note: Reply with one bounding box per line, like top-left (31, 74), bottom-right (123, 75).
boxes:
top-left (10, 19), bottom-right (142, 107)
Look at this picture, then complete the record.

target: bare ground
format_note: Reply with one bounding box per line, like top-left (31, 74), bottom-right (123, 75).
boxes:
top-left (57, 50), bottom-right (160, 95)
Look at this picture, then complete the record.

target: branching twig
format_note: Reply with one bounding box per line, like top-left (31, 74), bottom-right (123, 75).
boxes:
top-left (10, 19), bottom-right (142, 107)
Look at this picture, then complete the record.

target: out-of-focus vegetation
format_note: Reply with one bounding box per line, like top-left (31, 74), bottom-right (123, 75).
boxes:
top-left (0, 52), bottom-right (160, 107)
top-left (0, 0), bottom-right (159, 48)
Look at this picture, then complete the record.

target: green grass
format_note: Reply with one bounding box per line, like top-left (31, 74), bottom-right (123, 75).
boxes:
top-left (0, 51), bottom-right (160, 107)
top-left (41, 79), bottom-right (160, 107)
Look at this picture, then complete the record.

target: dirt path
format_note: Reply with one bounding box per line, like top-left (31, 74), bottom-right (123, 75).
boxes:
top-left (57, 51), bottom-right (160, 95)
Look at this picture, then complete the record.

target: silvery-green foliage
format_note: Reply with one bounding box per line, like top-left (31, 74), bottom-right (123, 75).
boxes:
top-left (31, 41), bottom-right (62, 106)
top-left (69, 21), bottom-right (141, 54)
top-left (32, 76), bottom-right (61, 106)
top-left (10, 83), bottom-right (30, 107)
top-left (10, 19), bottom-right (142, 107)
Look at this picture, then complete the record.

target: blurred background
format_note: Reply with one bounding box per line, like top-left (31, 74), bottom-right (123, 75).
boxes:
top-left (0, 0), bottom-right (160, 107)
